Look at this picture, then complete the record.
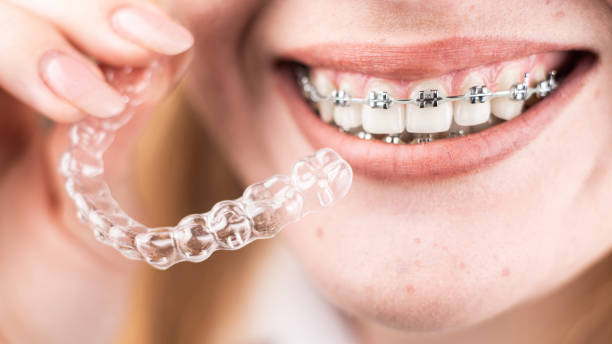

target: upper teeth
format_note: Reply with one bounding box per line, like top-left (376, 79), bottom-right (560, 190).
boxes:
top-left (406, 79), bottom-right (453, 133)
top-left (362, 82), bottom-right (405, 134)
top-left (333, 80), bottom-right (362, 131)
top-left (297, 67), bottom-right (558, 139)
top-left (312, 72), bottom-right (335, 122)
top-left (454, 74), bottom-right (491, 126)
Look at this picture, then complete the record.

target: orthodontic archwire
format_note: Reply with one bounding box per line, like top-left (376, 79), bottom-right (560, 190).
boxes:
top-left (296, 67), bottom-right (558, 110)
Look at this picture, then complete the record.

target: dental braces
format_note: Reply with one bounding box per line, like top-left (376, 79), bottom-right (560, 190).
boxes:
top-left (60, 61), bottom-right (352, 270)
top-left (297, 68), bottom-right (558, 109)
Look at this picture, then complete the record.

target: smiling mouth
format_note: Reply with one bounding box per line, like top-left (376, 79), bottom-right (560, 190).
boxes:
top-left (296, 58), bottom-right (562, 144)
top-left (276, 39), bottom-right (596, 179)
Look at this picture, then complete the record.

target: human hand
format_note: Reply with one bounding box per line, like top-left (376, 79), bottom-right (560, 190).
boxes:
top-left (0, 1), bottom-right (192, 342)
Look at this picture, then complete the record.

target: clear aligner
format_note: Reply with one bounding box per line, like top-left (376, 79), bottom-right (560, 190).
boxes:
top-left (297, 69), bottom-right (559, 108)
top-left (60, 61), bottom-right (353, 270)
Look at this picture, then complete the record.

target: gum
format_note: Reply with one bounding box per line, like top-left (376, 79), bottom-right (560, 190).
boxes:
top-left (312, 51), bottom-right (569, 97)
top-left (60, 61), bottom-right (353, 270)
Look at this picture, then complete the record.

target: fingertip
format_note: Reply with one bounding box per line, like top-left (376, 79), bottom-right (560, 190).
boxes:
top-left (39, 50), bottom-right (127, 119)
top-left (110, 5), bottom-right (194, 56)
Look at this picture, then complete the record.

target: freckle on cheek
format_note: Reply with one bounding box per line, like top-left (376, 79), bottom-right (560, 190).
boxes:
top-left (502, 267), bottom-right (510, 277)
top-left (315, 227), bottom-right (324, 238)
top-left (554, 11), bottom-right (565, 18)
top-left (406, 284), bottom-right (416, 294)
top-left (414, 237), bottom-right (421, 244)
top-left (593, 88), bottom-right (600, 100)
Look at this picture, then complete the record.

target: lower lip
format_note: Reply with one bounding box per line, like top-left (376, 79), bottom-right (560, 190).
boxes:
top-left (276, 56), bottom-right (593, 181)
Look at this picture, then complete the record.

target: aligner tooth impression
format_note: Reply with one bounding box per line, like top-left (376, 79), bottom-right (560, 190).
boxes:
top-left (297, 58), bottom-right (560, 144)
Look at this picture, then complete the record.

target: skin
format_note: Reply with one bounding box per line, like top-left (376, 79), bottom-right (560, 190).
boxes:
top-left (0, 0), bottom-right (610, 343)
top-left (175, 0), bottom-right (612, 341)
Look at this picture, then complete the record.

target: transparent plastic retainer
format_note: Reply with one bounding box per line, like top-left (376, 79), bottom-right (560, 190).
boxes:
top-left (59, 61), bottom-right (353, 270)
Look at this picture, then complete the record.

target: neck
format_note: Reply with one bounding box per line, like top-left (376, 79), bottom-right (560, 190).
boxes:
top-left (352, 251), bottom-right (612, 344)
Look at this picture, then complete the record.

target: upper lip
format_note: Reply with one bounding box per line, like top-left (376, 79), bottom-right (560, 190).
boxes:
top-left (281, 38), bottom-right (579, 80)
top-left (275, 39), bottom-right (595, 180)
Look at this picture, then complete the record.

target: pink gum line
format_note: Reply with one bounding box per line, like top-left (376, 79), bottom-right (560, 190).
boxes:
top-left (312, 51), bottom-right (568, 97)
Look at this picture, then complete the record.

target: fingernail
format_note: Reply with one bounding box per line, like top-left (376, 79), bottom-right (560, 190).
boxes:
top-left (111, 6), bottom-right (194, 55)
top-left (39, 51), bottom-right (126, 118)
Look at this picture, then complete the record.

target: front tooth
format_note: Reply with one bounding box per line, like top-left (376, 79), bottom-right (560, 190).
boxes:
top-left (333, 81), bottom-right (362, 130)
top-left (312, 72), bottom-right (335, 122)
top-left (491, 66), bottom-right (524, 120)
top-left (405, 80), bottom-right (453, 133)
top-left (361, 82), bottom-right (405, 134)
top-left (453, 74), bottom-right (491, 126)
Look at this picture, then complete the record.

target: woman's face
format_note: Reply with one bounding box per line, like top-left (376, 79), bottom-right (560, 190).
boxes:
top-left (172, 0), bottom-right (612, 331)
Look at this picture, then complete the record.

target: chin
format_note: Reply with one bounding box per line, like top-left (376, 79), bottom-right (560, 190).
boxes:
top-left (280, 203), bottom-right (537, 332)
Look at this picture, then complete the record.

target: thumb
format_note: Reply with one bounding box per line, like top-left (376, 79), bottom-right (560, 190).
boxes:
top-left (47, 51), bottom-right (193, 262)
